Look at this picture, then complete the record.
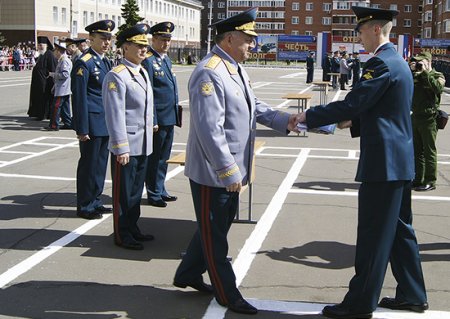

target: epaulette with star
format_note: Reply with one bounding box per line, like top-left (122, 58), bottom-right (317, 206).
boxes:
top-left (146, 52), bottom-right (154, 58)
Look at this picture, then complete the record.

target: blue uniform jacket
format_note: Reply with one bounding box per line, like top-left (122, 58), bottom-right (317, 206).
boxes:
top-left (141, 47), bottom-right (179, 126)
top-left (306, 43), bottom-right (415, 182)
top-left (71, 48), bottom-right (111, 136)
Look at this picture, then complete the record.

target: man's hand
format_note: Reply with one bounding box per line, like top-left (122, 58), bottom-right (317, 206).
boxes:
top-left (116, 153), bottom-right (130, 166)
top-left (226, 181), bottom-right (242, 193)
top-left (337, 120), bottom-right (352, 129)
top-left (77, 134), bottom-right (90, 142)
top-left (287, 113), bottom-right (306, 132)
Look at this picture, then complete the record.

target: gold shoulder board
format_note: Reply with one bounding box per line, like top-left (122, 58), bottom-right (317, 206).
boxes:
top-left (80, 53), bottom-right (92, 62)
top-left (113, 64), bottom-right (126, 73)
top-left (205, 55), bottom-right (221, 70)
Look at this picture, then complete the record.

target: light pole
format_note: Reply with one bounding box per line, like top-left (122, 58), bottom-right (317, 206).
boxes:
top-left (207, 0), bottom-right (212, 53)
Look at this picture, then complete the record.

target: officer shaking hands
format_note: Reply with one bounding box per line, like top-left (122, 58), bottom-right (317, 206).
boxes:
top-left (71, 20), bottom-right (115, 220)
top-left (173, 7), bottom-right (300, 315)
top-left (142, 21), bottom-right (180, 208)
top-left (103, 24), bottom-right (155, 250)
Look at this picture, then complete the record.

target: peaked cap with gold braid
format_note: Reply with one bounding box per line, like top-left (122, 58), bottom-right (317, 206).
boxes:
top-left (150, 21), bottom-right (175, 38)
top-left (209, 7), bottom-right (258, 37)
top-left (116, 23), bottom-right (150, 47)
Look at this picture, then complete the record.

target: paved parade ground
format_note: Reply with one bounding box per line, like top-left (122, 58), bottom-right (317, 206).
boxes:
top-left (0, 67), bottom-right (449, 318)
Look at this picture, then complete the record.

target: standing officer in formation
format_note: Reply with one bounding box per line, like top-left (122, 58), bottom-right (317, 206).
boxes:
top-left (351, 52), bottom-right (361, 87)
top-left (305, 51), bottom-right (314, 83)
top-left (47, 41), bottom-right (72, 131)
top-left (298, 7), bottom-right (428, 318)
top-left (410, 52), bottom-right (445, 192)
top-left (103, 24), bottom-right (155, 250)
top-left (173, 8), bottom-right (300, 315)
top-left (142, 21), bottom-right (181, 208)
top-left (322, 51), bottom-right (332, 82)
top-left (71, 20), bottom-right (115, 220)
top-left (330, 50), bottom-right (341, 89)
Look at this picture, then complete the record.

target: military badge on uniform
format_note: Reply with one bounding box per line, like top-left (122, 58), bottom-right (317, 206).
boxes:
top-left (77, 68), bottom-right (84, 76)
top-left (108, 81), bottom-right (118, 92)
top-left (362, 69), bottom-right (374, 80)
top-left (201, 81), bottom-right (214, 96)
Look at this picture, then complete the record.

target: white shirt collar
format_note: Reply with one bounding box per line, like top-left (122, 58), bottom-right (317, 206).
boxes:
top-left (91, 48), bottom-right (104, 59)
top-left (374, 41), bottom-right (390, 54)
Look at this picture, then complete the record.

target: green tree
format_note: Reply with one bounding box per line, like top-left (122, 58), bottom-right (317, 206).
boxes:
top-left (117, 0), bottom-right (144, 37)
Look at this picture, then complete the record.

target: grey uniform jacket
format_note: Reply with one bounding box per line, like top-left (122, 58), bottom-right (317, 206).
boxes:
top-left (102, 59), bottom-right (154, 157)
top-left (185, 45), bottom-right (290, 188)
top-left (53, 54), bottom-right (72, 97)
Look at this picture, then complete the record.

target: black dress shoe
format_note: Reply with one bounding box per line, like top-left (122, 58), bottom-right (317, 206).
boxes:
top-left (115, 240), bottom-right (144, 250)
top-left (132, 233), bottom-right (155, 242)
top-left (95, 206), bottom-right (112, 212)
top-left (77, 211), bottom-right (103, 220)
top-left (228, 298), bottom-right (258, 315)
top-left (161, 195), bottom-right (177, 202)
top-left (147, 199), bottom-right (167, 207)
top-left (173, 279), bottom-right (213, 293)
top-left (414, 184), bottom-right (436, 192)
top-left (322, 304), bottom-right (372, 319)
top-left (378, 297), bottom-right (429, 313)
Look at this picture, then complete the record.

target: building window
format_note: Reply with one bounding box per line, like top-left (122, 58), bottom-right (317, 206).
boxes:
top-left (99, 13), bottom-right (102, 20)
top-left (218, 2), bottom-right (225, 8)
top-left (292, 16), bottom-right (299, 24)
top-left (426, 0), bottom-right (433, 4)
top-left (305, 16), bottom-right (313, 24)
top-left (444, 20), bottom-right (450, 32)
top-left (322, 17), bottom-right (331, 25)
top-left (437, 22), bottom-right (441, 35)
top-left (334, 2), bottom-right (351, 10)
top-left (446, 0), bottom-right (450, 11)
top-left (305, 31), bottom-right (312, 35)
top-left (53, 6), bottom-right (58, 24)
top-left (403, 19), bottom-right (411, 27)
top-left (218, 13), bottom-right (226, 19)
top-left (306, 3), bottom-right (313, 11)
top-left (392, 18), bottom-right (397, 27)
top-left (424, 27), bottom-right (432, 38)
top-left (418, 19), bottom-right (422, 27)
top-left (425, 11), bottom-right (432, 22)
top-left (371, 4), bottom-right (380, 8)
top-left (404, 5), bottom-right (412, 12)
top-left (83, 11), bottom-right (88, 27)
top-left (390, 4), bottom-right (397, 10)
top-left (389, 33), bottom-right (397, 38)
top-left (292, 30), bottom-right (299, 35)
top-left (419, 5), bottom-right (423, 12)
top-left (323, 3), bottom-right (332, 11)
top-left (62, 7), bottom-right (67, 25)
top-left (292, 2), bottom-right (300, 10)
top-left (90, 12), bottom-right (94, 23)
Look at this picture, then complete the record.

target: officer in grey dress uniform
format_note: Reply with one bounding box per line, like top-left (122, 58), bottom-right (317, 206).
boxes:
top-left (173, 7), bottom-right (300, 315)
top-left (103, 24), bottom-right (154, 250)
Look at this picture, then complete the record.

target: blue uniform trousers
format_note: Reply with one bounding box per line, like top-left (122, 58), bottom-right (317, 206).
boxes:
top-left (174, 180), bottom-right (243, 305)
top-left (76, 136), bottom-right (109, 213)
top-left (111, 155), bottom-right (147, 244)
top-left (341, 181), bottom-right (427, 313)
top-left (146, 125), bottom-right (174, 201)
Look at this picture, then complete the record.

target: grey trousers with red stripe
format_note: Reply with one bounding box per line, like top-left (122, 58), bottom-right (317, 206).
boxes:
top-left (174, 179), bottom-right (243, 305)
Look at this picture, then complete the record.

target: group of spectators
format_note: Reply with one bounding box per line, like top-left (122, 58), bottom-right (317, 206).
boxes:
top-left (0, 45), bottom-right (37, 71)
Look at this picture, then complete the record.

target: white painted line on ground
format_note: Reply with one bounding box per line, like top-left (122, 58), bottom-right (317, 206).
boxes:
top-left (0, 83), bottom-right (29, 88)
top-left (0, 77), bottom-right (31, 80)
top-left (331, 89), bottom-right (343, 102)
top-left (0, 79), bottom-right (30, 83)
top-left (249, 299), bottom-right (450, 318)
top-left (252, 82), bottom-right (273, 89)
top-left (203, 149), bottom-right (311, 319)
top-left (0, 150), bottom-right (36, 155)
top-left (280, 72), bottom-right (306, 79)
top-left (0, 215), bottom-right (110, 289)
top-left (0, 166), bottom-right (185, 289)
top-left (0, 173), bottom-right (79, 182)
top-left (179, 99), bottom-right (189, 105)
top-left (289, 188), bottom-right (450, 201)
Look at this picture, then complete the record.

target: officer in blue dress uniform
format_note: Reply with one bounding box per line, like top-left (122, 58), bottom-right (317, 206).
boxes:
top-left (298, 7), bottom-right (428, 318)
top-left (173, 8), bottom-right (300, 315)
top-left (103, 24), bottom-right (154, 250)
top-left (71, 20), bottom-right (115, 220)
top-left (142, 21), bottom-right (180, 208)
